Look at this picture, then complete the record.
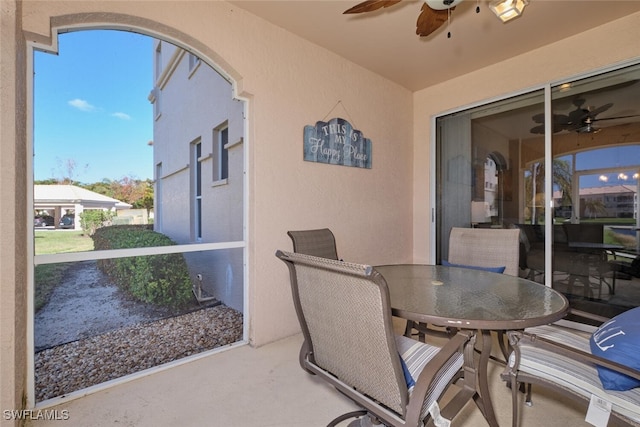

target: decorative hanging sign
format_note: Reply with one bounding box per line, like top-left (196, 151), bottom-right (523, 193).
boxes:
top-left (303, 117), bottom-right (372, 169)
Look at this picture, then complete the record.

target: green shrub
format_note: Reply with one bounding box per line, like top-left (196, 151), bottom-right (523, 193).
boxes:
top-left (79, 210), bottom-right (114, 236)
top-left (92, 225), bottom-right (192, 308)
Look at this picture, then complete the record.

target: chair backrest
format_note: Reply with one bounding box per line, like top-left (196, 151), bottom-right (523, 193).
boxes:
top-left (276, 250), bottom-right (408, 415)
top-left (448, 227), bottom-right (521, 276)
top-left (287, 228), bottom-right (339, 260)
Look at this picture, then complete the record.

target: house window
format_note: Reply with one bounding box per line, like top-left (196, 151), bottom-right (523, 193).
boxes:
top-left (155, 162), bottom-right (162, 232)
top-left (213, 123), bottom-right (229, 182)
top-left (192, 139), bottom-right (203, 240)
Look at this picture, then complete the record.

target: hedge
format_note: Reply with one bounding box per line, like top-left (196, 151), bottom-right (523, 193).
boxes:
top-left (92, 225), bottom-right (192, 308)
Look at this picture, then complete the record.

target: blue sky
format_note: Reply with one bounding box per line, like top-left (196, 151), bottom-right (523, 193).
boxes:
top-left (34, 30), bottom-right (154, 183)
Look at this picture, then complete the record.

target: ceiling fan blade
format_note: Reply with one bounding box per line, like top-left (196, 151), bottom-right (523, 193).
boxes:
top-left (585, 102), bottom-right (613, 118)
top-left (343, 0), bottom-right (402, 14)
top-left (416, 2), bottom-right (449, 37)
top-left (591, 113), bottom-right (640, 122)
top-left (530, 125), bottom-right (545, 134)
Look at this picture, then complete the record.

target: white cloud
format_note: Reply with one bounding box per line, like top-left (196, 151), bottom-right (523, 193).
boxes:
top-left (68, 98), bottom-right (96, 112)
top-left (111, 112), bottom-right (131, 120)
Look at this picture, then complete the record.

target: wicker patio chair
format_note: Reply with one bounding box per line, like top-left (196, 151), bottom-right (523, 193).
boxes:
top-left (503, 317), bottom-right (640, 427)
top-left (406, 227), bottom-right (521, 345)
top-left (287, 228), bottom-right (339, 260)
top-left (276, 250), bottom-right (477, 427)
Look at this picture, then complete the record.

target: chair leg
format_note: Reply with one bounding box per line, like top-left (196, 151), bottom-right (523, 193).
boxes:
top-left (404, 320), bottom-right (412, 337)
top-left (510, 376), bottom-right (518, 427)
top-left (525, 383), bottom-right (532, 407)
top-left (327, 410), bottom-right (368, 427)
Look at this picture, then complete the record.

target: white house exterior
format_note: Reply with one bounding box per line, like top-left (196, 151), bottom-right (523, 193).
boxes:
top-left (149, 40), bottom-right (244, 312)
top-left (34, 184), bottom-right (132, 230)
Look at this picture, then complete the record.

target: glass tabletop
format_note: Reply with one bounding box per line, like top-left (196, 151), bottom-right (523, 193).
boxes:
top-left (375, 264), bottom-right (569, 330)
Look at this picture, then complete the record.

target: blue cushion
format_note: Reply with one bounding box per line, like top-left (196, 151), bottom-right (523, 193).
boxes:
top-left (590, 307), bottom-right (640, 391)
top-left (441, 260), bottom-right (506, 274)
top-left (399, 356), bottom-right (415, 388)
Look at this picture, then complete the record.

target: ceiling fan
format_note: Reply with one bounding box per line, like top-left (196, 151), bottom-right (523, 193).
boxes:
top-left (343, 0), bottom-right (464, 37)
top-left (530, 97), bottom-right (640, 134)
top-left (343, 0), bottom-right (528, 37)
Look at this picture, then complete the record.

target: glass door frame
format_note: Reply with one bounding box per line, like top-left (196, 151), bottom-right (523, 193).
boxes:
top-left (430, 59), bottom-right (640, 330)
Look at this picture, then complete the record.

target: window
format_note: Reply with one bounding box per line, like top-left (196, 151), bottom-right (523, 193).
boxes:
top-left (192, 139), bottom-right (203, 240)
top-left (155, 162), bottom-right (162, 231)
top-left (213, 123), bottom-right (229, 182)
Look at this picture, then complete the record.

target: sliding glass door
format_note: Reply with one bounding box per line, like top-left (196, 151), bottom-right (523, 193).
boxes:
top-left (436, 63), bottom-right (640, 319)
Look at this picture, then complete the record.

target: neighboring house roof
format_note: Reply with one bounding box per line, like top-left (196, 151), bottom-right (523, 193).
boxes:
top-left (34, 185), bottom-right (132, 210)
top-left (553, 185), bottom-right (637, 199)
top-left (579, 185), bottom-right (637, 196)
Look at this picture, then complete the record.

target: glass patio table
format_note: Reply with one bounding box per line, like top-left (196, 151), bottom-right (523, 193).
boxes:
top-left (375, 264), bottom-right (570, 427)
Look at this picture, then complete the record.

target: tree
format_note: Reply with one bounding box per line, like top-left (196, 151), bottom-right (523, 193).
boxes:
top-left (134, 179), bottom-right (154, 211)
top-left (84, 179), bottom-right (115, 198)
top-left (54, 157), bottom-right (88, 184)
top-left (110, 177), bottom-right (146, 207)
top-left (583, 198), bottom-right (608, 219)
top-left (524, 158), bottom-right (573, 223)
top-left (102, 177), bottom-right (154, 212)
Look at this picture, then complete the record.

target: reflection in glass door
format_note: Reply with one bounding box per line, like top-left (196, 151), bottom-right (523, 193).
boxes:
top-left (436, 62), bottom-right (640, 321)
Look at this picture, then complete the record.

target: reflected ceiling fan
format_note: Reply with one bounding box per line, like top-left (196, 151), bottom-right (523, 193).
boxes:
top-left (343, 0), bottom-right (464, 37)
top-left (530, 97), bottom-right (640, 134)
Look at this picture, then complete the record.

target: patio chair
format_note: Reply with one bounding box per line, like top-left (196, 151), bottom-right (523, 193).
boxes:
top-left (406, 227), bottom-right (520, 345)
top-left (276, 250), bottom-right (477, 427)
top-left (287, 228), bottom-right (339, 260)
top-left (447, 227), bottom-right (521, 276)
top-left (502, 308), bottom-right (640, 427)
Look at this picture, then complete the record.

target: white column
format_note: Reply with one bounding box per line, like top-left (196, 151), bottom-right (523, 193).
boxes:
top-left (74, 203), bottom-right (83, 231)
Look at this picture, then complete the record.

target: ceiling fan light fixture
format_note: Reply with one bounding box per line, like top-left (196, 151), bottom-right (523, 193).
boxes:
top-left (490, 0), bottom-right (528, 22)
top-left (424, 0), bottom-right (463, 11)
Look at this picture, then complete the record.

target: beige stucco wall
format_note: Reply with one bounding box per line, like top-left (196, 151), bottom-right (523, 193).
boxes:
top-left (412, 11), bottom-right (640, 263)
top-left (2, 1), bottom-right (413, 417)
top-left (1, 0), bottom-right (28, 421)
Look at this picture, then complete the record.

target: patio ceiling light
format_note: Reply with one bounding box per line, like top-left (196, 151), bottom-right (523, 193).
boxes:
top-left (489, 0), bottom-right (528, 22)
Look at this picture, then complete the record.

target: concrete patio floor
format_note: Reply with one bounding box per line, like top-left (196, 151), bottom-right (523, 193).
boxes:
top-left (27, 327), bottom-right (595, 427)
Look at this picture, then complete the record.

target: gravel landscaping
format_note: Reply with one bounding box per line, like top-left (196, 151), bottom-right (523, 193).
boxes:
top-left (35, 304), bottom-right (243, 402)
top-left (34, 260), bottom-right (243, 402)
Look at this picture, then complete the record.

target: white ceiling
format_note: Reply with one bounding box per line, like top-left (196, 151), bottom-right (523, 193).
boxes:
top-left (230, 0), bottom-right (640, 92)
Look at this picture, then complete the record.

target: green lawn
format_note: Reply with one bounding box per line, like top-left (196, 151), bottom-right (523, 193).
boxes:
top-left (35, 230), bottom-right (94, 255)
top-left (34, 231), bottom-right (94, 312)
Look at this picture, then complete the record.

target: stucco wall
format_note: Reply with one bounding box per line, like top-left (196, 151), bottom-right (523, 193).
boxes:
top-left (18, 1), bottom-right (414, 353)
top-left (412, 11), bottom-right (640, 264)
top-left (151, 40), bottom-right (246, 312)
top-left (1, 0), bottom-right (28, 422)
